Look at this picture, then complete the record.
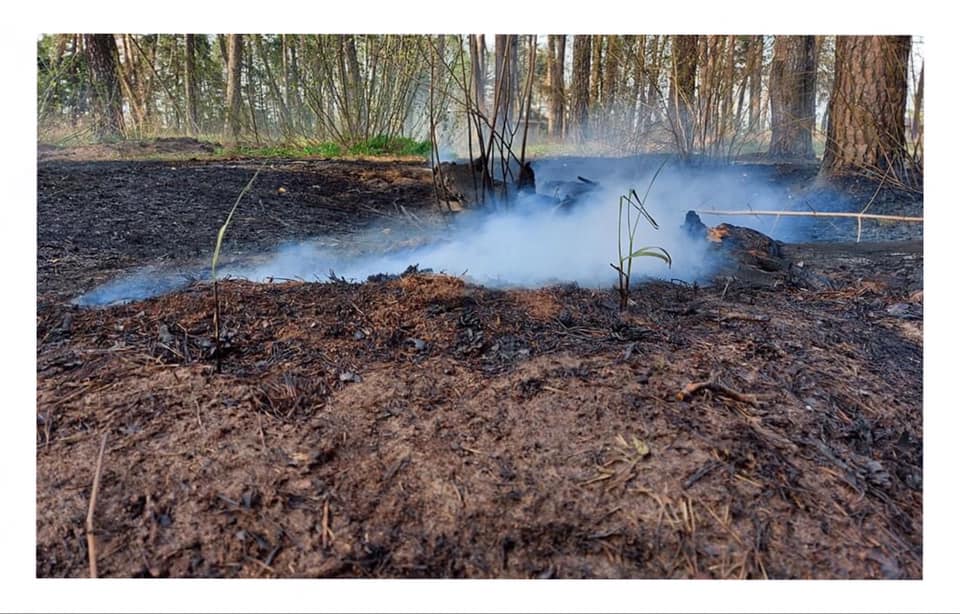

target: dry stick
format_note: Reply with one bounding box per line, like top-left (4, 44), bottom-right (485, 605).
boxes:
top-left (321, 500), bottom-right (331, 548)
top-left (855, 165), bottom-right (894, 242)
top-left (212, 168), bottom-right (264, 373)
top-left (85, 433), bottom-right (108, 578)
top-left (677, 377), bottom-right (759, 406)
top-left (695, 209), bottom-right (923, 223)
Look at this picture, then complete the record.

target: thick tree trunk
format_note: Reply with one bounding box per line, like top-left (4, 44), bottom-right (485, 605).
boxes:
top-left (821, 36), bottom-right (911, 178)
top-left (223, 34), bottom-right (243, 148)
top-left (768, 35), bottom-right (817, 159)
top-left (83, 34), bottom-right (125, 140)
top-left (669, 35), bottom-right (697, 154)
top-left (571, 35), bottom-right (592, 143)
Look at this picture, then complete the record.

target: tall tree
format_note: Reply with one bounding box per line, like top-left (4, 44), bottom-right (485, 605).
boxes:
top-left (821, 36), bottom-right (911, 178)
top-left (626, 35), bottom-right (646, 133)
top-left (184, 34), bottom-right (200, 135)
top-left (602, 35), bottom-right (621, 129)
top-left (493, 35), bottom-right (518, 131)
top-left (768, 35), bottom-right (817, 159)
top-left (719, 34), bottom-right (736, 146)
top-left (83, 34), bottom-right (125, 140)
top-left (644, 36), bottom-right (663, 128)
top-left (545, 35), bottom-right (566, 138)
top-left (747, 36), bottom-right (764, 132)
top-left (590, 35), bottom-right (603, 107)
top-left (254, 35), bottom-right (293, 138)
top-left (223, 33), bottom-right (243, 148)
top-left (911, 59), bottom-right (923, 142)
top-left (571, 35), bottom-right (592, 142)
top-left (669, 35), bottom-right (698, 153)
top-left (469, 35), bottom-right (488, 116)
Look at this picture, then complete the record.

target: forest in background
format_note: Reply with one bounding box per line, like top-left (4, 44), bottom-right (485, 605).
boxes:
top-left (37, 34), bottom-right (924, 183)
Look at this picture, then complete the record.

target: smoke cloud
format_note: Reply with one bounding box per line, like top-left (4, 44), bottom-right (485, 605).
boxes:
top-left (73, 157), bottom-right (807, 307)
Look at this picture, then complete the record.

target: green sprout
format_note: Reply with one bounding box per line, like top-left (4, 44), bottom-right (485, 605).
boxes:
top-left (612, 161), bottom-right (672, 309)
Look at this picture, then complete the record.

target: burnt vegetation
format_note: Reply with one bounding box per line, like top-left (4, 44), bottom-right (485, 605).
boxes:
top-left (35, 33), bottom-right (923, 581)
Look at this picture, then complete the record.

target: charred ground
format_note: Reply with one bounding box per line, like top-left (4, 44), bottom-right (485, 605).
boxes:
top-left (36, 142), bottom-right (922, 578)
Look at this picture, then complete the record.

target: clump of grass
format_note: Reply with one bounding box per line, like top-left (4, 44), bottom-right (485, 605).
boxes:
top-left (611, 160), bottom-right (672, 309)
top-left (348, 135), bottom-right (431, 157)
top-left (216, 136), bottom-right (431, 160)
top-left (221, 142), bottom-right (344, 159)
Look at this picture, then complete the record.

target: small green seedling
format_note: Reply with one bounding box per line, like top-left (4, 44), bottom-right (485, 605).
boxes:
top-left (612, 161), bottom-right (672, 309)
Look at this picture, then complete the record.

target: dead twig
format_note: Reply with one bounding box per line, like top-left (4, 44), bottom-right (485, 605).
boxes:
top-left (676, 376), bottom-right (759, 406)
top-left (321, 499), bottom-right (335, 548)
top-left (256, 411), bottom-right (267, 450)
top-left (86, 433), bottom-right (108, 578)
top-left (695, 209), bottom-right (922, 223)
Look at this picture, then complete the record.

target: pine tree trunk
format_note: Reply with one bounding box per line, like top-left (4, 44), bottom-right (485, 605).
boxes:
top-left (603, 35), bottom-right (620, 132)
top-left (546, 35), bottom-right (565, 139)
top-left (645, 36), bottom-right (662, 127)
top-left (821, 36), bottom-right (911, 178)
top-left (768, 36), bottom-right (817, 159)
top-left (719, 35), bottom-right (736, 148)
top-left (493, 35), bottom-right (518, 134)
top-left (223, 34), bottom-right (243, 148)
top-left (629, 35), bottom-right (645, 133)
top-left (748, 36), bottom-right (764, 132)
top-left (911, 60), bottom-right (923, 141)
top-left (184, 34), bottom-right (199, 135)
top-left (471, 35), bottom-right (487, 116)
top-left (669, 35), bottom-right (697, 154)
top-left (571, 35), bottom-right (592, 143)
top-left (591, 35), bottom-right (603, 108)
top-left (114, 36), bottom-right (145, 134)
top-left (83, 34), bottom-right (125, 140)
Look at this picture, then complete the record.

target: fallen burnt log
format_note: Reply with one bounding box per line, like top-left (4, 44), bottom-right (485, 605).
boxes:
top-left (683, 210), bottom-right (835, 291)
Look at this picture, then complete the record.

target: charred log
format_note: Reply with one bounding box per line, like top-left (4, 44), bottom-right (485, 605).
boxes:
top-left (682, 210), bottom-right (837, 290)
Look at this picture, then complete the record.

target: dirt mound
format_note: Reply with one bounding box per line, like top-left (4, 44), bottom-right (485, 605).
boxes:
top-left (37, 255), bottom-right (922, 578)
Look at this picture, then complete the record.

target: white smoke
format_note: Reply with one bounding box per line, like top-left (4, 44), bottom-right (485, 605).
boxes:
top-left (226, 158), bottom-right (799, 289)
top-left (74, 158), bottom-right (804, 307)
top-left (240, 194), bottom-right (683, 287)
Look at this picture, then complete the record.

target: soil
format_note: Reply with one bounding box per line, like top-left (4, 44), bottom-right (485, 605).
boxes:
top-left (36, 140), bottom-right (923, 579)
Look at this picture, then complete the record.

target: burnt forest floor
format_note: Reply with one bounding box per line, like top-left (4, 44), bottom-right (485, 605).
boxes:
top-left (36, 140), bottom-right (923, 579)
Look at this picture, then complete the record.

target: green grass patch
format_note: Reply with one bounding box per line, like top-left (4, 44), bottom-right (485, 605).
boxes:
top-left (215, 136), bottom-right (431, 160)
top-left (347, 135), bottom-right (431, 157)
top-left (220, 142), bottom-right (344, 159)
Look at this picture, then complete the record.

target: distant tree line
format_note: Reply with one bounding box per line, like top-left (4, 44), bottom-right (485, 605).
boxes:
top-left (37, 34), bottom-right (923, 180)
